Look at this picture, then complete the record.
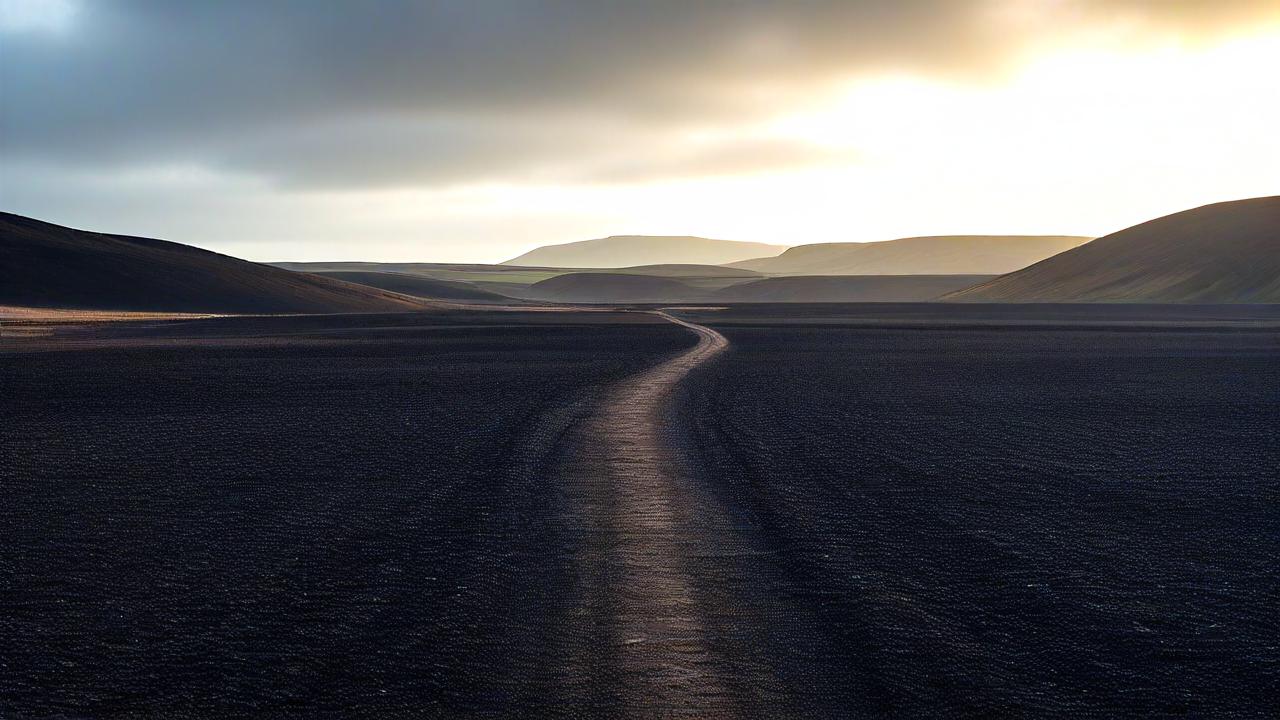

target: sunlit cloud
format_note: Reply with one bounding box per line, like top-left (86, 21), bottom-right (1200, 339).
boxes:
top-left (2, 1), bottom-right (1278, 261)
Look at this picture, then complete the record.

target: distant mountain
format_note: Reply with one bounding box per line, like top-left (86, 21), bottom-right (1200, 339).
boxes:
top-left (521, 273), bottom-right (699, 303)
top-left (947, 197), bottom-right (1280, 303)
top-left (714, 275), bottom-right (996, 302)
top-left (502, 235), bottom-right (786, 268)
top-left (0, 212), bottom-right (427, 313)
top-left (730, 235), bottom-right (1091, 275)
top-left (312, 271), bottom-right (515, 303)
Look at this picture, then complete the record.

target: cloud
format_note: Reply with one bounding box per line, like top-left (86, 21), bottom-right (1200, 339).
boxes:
top-left (0, 2), bottom-right (973, 188)
top-left (577, 138), bottom-right (858, 185)
top-left (2, 1), bottom-right (1277, 192)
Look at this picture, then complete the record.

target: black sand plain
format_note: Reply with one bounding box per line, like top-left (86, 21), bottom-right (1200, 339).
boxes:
top-left (3, 304), bottom-right (1278, 717)
top-left (673, 303), bottom-right (1280, 717)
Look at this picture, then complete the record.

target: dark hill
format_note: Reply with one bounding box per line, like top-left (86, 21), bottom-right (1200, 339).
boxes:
top-left (731, 235), bottom-right (1091, 275)
top-left (271, 261), bottom-right (561, 275)
top-left (522, 273), bottom-right (699, 303)
top-left (604, 264), bottom-right (762, 278)
top-left (947, 197), bottom-right (1280, 303)
top-left (313, 271), bottom-right (514, 303)
top-left (714, 275), bottom-right (996, 302)
top-left (0, 212), bottom-right (427, 313)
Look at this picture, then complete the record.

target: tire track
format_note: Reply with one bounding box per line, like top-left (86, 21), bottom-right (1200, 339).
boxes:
top-left (552, 311), bottom-right (782, 717)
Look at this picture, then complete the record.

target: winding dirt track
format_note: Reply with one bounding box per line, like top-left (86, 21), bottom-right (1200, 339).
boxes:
top-left (550, 311), bottom-right (783, 717)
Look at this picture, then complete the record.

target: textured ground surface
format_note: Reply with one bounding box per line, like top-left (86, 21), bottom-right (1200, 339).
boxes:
top-left (675, 304), bottom-right (1280, 717)
top-left (3, 304), bottom-right (1279, 717)
top-left (0, 310), bottom-right (696, 717)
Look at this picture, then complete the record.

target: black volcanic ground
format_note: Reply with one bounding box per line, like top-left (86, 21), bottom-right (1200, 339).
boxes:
top-left (4, 304), bottom-right (1279, 717)
top-left (1, 310), bottom-right (696, 716)
top-left (675, 304), bottom-right (1280, 715)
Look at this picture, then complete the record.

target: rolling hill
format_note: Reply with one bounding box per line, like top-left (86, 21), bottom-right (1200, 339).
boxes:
top-left (313, 271), bottom-right (515, 303)
top-left (272, 261), bottom-right (557, 277)
top-left (520, 273), bottom-right (699, 303)
top-left (946, 197), bottom-right (1280, 303)
top-left (0, 213), bottom-right (428, 313)
top-left (714, 275), bottom-right (996, 302)
top-left (502, 235), bottom-right (786, 268)
top-left (605, 264), bottom-right (761, 278)
top-left (514, 272), bottom-right (990, 303)
top-left (730, 235), bottom-right (1091, 275)
top-left (273, 261), bottom-right (760, 298)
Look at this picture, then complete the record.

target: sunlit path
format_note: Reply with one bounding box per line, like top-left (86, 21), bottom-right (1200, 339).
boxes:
top-left (549, 311), bottom-right (783, 717)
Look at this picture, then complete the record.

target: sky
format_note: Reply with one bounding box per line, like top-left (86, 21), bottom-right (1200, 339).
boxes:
top-left (2, 1), bottom-right (1278, 263)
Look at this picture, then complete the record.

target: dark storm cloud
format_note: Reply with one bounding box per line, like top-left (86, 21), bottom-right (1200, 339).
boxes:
top-left (1, 0), bottom-right (972, 184)
top-left (2, 0), bottom-right (1276, 189)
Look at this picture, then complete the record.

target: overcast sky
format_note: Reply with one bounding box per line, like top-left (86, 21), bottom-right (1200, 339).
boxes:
top-left (2, 1), bottom-right (1278, 262)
